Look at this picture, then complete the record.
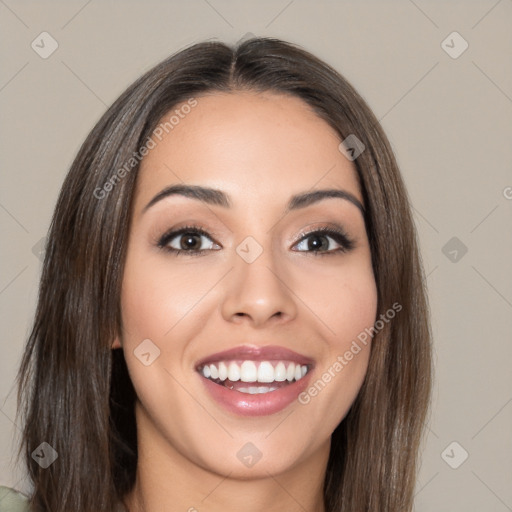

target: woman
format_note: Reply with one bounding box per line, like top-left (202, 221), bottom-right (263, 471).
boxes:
top-left (6, 36), bottom-right (432, 511)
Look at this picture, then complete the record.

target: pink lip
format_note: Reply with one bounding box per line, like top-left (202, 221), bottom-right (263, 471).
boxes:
top-left (199, 370), bottom-right (313, 417)
top-left (195, 344), bottom-right (314, 369)
top-left (195, 344), bottom-right (315, 417)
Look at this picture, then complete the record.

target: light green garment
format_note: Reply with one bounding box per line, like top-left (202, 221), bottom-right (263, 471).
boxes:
top-left (0, 487), bottom-right (30, 512)
top-left (0, 487), bottom-right (128, 511)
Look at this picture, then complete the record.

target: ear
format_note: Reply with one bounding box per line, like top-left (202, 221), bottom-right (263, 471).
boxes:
top-left (111, 337), bottom-right (122, 349)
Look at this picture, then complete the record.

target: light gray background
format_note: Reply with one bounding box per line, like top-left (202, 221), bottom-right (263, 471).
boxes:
top-left (1, 1), bottom-right (511, 510)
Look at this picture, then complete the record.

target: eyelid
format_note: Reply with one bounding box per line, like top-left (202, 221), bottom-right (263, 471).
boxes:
top-left (156, 222), bottom-right (355, 256)
top-left (156, 224), bottom-right (221, 250)
top-left (293, 225), bottom-right (355, 253)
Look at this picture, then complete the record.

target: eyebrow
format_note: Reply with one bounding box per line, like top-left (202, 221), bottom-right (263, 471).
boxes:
top-left (142, 184), bottom-right (365, 217)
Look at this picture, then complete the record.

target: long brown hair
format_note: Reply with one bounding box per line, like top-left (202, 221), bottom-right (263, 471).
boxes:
top-left (16, 37), bottom-right (432, 511)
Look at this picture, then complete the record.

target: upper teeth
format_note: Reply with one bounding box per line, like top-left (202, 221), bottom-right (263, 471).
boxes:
top-left (201, 360), bottom-right (308, 383)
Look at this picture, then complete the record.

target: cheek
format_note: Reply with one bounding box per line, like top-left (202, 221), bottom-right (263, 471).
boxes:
top-left (292, 260), bottom-right (377, 423)
top-left (120, 254), bottom-right (212, 344)
top-left (118, 255), bottom-right (202, 430)
top-left (291, 256), bottom-right (378, 347)
top-left (328, 273), bottom-right (378, 350)
top-left (118, 251), bottom-right (225, 412)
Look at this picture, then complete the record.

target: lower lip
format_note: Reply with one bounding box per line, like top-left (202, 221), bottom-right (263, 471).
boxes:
top-left (199, 371), bottom-right (313, 417)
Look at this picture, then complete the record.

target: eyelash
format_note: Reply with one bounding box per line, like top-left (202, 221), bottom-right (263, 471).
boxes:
top-left (156, 224), bottom-right (355, 257)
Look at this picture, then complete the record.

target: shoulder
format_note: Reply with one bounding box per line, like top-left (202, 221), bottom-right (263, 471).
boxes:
top-left (0, 486), bottom-right (30, 512)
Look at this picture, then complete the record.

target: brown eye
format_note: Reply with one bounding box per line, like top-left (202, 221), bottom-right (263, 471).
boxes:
top-left (157, 225), bottom-right (220, 256)
top-left (293, 227), bottom-right (354, 255)
top-left (176, 232), bottom-right (205, 251)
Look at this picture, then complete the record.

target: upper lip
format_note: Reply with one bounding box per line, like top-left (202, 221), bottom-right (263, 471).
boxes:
top-left (195, 344), bottom-right (315, 370)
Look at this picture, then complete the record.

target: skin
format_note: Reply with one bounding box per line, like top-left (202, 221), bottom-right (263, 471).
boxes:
top-left (113, 91), bottom-right (378, 512)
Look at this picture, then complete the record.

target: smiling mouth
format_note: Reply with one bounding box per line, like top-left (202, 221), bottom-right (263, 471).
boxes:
top-left (197, 360), bottom-right (311, 394)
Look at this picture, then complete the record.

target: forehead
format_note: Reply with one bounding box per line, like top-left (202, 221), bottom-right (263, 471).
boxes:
top-left (135, 91), bottom-right (362, 212)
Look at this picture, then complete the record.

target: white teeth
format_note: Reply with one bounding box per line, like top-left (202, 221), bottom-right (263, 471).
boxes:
top-left (237, 386), bottom-right (278, 394)
top-left (257, 361), bottom-right (275, 383)
top-left (209, 364), bottom-right (218, 379)
top-left (274, 362), bottom-right (287, 381)
top-left (228, 361), bottom-right (241, 381)
top-left (218, 361), bottom-right (228, 381)
top-left (240, 361), bottom-right (258, 382)
top-left (200, 360), bottom-right (311, 384)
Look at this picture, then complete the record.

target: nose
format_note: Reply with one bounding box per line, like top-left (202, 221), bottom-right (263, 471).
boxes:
top-left (220, 241), bottom-right (298, 328)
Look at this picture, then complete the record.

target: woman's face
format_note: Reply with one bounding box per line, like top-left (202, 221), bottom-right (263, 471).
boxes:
top-left (116, 91), bottom-right (378, 478)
